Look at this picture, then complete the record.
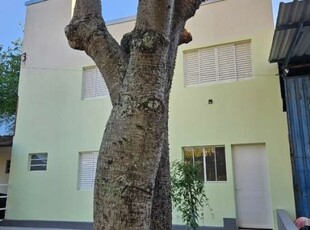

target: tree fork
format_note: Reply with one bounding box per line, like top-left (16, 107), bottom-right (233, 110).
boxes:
top-left (66, 0), bottom-right (205, 229)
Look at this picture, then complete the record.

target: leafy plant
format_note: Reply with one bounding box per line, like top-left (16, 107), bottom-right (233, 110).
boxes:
top-left (171, 160), bottom-right (212, 230)
top-left (0, 39), bottom-right (22, 134)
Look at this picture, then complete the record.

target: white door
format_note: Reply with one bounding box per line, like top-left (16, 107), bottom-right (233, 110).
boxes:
top-left (233, 144), bottom-right (273, 229)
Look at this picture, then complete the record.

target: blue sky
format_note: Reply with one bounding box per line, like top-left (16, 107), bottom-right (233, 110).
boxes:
top-left (0, 0), bottom-right (291, 135)
top-left (0, 0), bottom-right (291, 48)
top-left (0, 0), bottom-right (139, 48)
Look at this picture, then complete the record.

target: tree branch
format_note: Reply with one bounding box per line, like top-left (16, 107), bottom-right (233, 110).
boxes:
top-left (175, 0), bottom-right (205, 20)
top-left (135, 0), bottom-right (174, 33)
top-left (179, 28), bottom-right (192, 45)
top-left (65, 0), bottom-right (127, 104)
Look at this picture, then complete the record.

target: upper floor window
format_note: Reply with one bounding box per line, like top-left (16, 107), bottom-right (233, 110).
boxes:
top-left (183, 146), bottom-right (227, 182)
top-left (184, 41), bottom-right (253, 86)
top-left (82, 66), bottom-right (108, 99)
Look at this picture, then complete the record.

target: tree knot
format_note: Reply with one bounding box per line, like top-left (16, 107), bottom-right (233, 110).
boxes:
top-left (65, 16), bottom-right (106, 51)
top-left (133, 30), bottom-right (167, 53)
top-left (121, 32), bottom-right (133, 54)
top-left (140, 97), bottom-right (165, 112)
top-left (179, 28), bottom-right (193, 45)
top-left (65, 24), bottom-right (85, 50)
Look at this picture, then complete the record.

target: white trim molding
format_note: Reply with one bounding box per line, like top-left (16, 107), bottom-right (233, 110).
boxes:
top-left (25, 0), bottom-right (47, 6)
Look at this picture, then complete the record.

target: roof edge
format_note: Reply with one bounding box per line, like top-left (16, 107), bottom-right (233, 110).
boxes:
top-left (0, 136), bottom-right (13, 147)
top-left (25, 0), bottom-right (47, 6)
top-left (24, 2), bottom-right (135, 25)
top-left (106, 15), bottom-right (136, 26)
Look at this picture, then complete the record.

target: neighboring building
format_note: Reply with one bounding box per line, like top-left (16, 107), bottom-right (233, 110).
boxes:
top-left (269, 0), bottom-right (310, 218)
top-left (0, 136), bottom-right (12, 220)
top-left (2, 0), bottom-right (296, 229)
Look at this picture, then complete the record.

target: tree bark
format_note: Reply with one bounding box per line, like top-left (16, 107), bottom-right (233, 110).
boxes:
top-left (150, 128), bottom-right (172, 230)
top-left (65, 0), bottom-right (204, 229)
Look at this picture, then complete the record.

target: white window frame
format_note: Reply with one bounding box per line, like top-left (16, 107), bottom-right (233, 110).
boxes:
top-left (28, 153), bottom-right (48, 171)
top-left (184, 40), bottom-right (253, 87)
top-left (183, 146), bottom-right (227, 182)
top-left (78, 151), bottom-right (98, 190)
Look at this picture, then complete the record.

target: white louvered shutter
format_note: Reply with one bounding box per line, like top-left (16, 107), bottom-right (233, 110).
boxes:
top-left (184, 51), bottom-right (200, 86)
top-left (82, 66), bottom-right (109, 99)
top-left (183, 41), bottom-right (253, 87)
top-left (217, 44), bottom-right (236, 81)
top-left (94, 68), bottom-right (109, 97)
top-left (78, 152), bottom-right (98, 190)
top-left (199, 47), bottom-right (217, 84)
top-left (82, 67), bottom-right (96, 99)
top-left (235, 42), bottom-right (253, 80)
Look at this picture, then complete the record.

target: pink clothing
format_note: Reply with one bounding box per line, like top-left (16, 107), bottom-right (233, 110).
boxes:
top-left (295, 217), bottom-right (310, 229)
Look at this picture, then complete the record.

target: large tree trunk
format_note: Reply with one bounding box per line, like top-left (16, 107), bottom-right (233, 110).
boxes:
top-left (151, 128), bottom-right (172, 230)
top-left (94, 105), bottom-right (168, 229)
top-left (65, 0), bottom-right (204, 229)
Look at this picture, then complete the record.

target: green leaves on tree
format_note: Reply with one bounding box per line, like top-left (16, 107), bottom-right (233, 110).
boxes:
top-left (0, 39), bottom-right (22, 134)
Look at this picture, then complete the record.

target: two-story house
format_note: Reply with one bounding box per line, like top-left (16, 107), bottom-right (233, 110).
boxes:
top-left (2, 0), bottom-right (296, 229)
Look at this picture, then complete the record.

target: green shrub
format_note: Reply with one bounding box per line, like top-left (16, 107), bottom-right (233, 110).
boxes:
top-left (171, 160), bottom-right (212, 230)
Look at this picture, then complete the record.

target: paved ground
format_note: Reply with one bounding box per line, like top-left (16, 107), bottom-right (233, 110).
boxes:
top-left (0, 228), bottom-right (78, 230)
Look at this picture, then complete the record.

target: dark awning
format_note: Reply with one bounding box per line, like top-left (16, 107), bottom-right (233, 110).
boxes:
top-left (269, 0), bottom-right (310, 67)
top-left (0, 136), bottom-right (13, 147)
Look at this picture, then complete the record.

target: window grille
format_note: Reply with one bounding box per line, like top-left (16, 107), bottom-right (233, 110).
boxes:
top-left (183, 146), bottom-right (227, 182)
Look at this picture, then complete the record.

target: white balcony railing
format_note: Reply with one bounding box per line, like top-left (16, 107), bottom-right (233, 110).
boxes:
top-left (0, 184), bottom-right (8, 220)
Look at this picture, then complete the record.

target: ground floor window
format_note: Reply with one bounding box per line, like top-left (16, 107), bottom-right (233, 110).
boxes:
top-left (183, 146), bottom-right (227, 182)
top-left (28, 153), bottom-right (48, 171)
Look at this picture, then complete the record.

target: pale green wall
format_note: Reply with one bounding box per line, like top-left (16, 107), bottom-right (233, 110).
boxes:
top-left (6, 0), bottom-right (295, 228)
top-left (169, 0), bottom-right (295, 226)
top-left (7, 0), bottom-right (111, 221)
